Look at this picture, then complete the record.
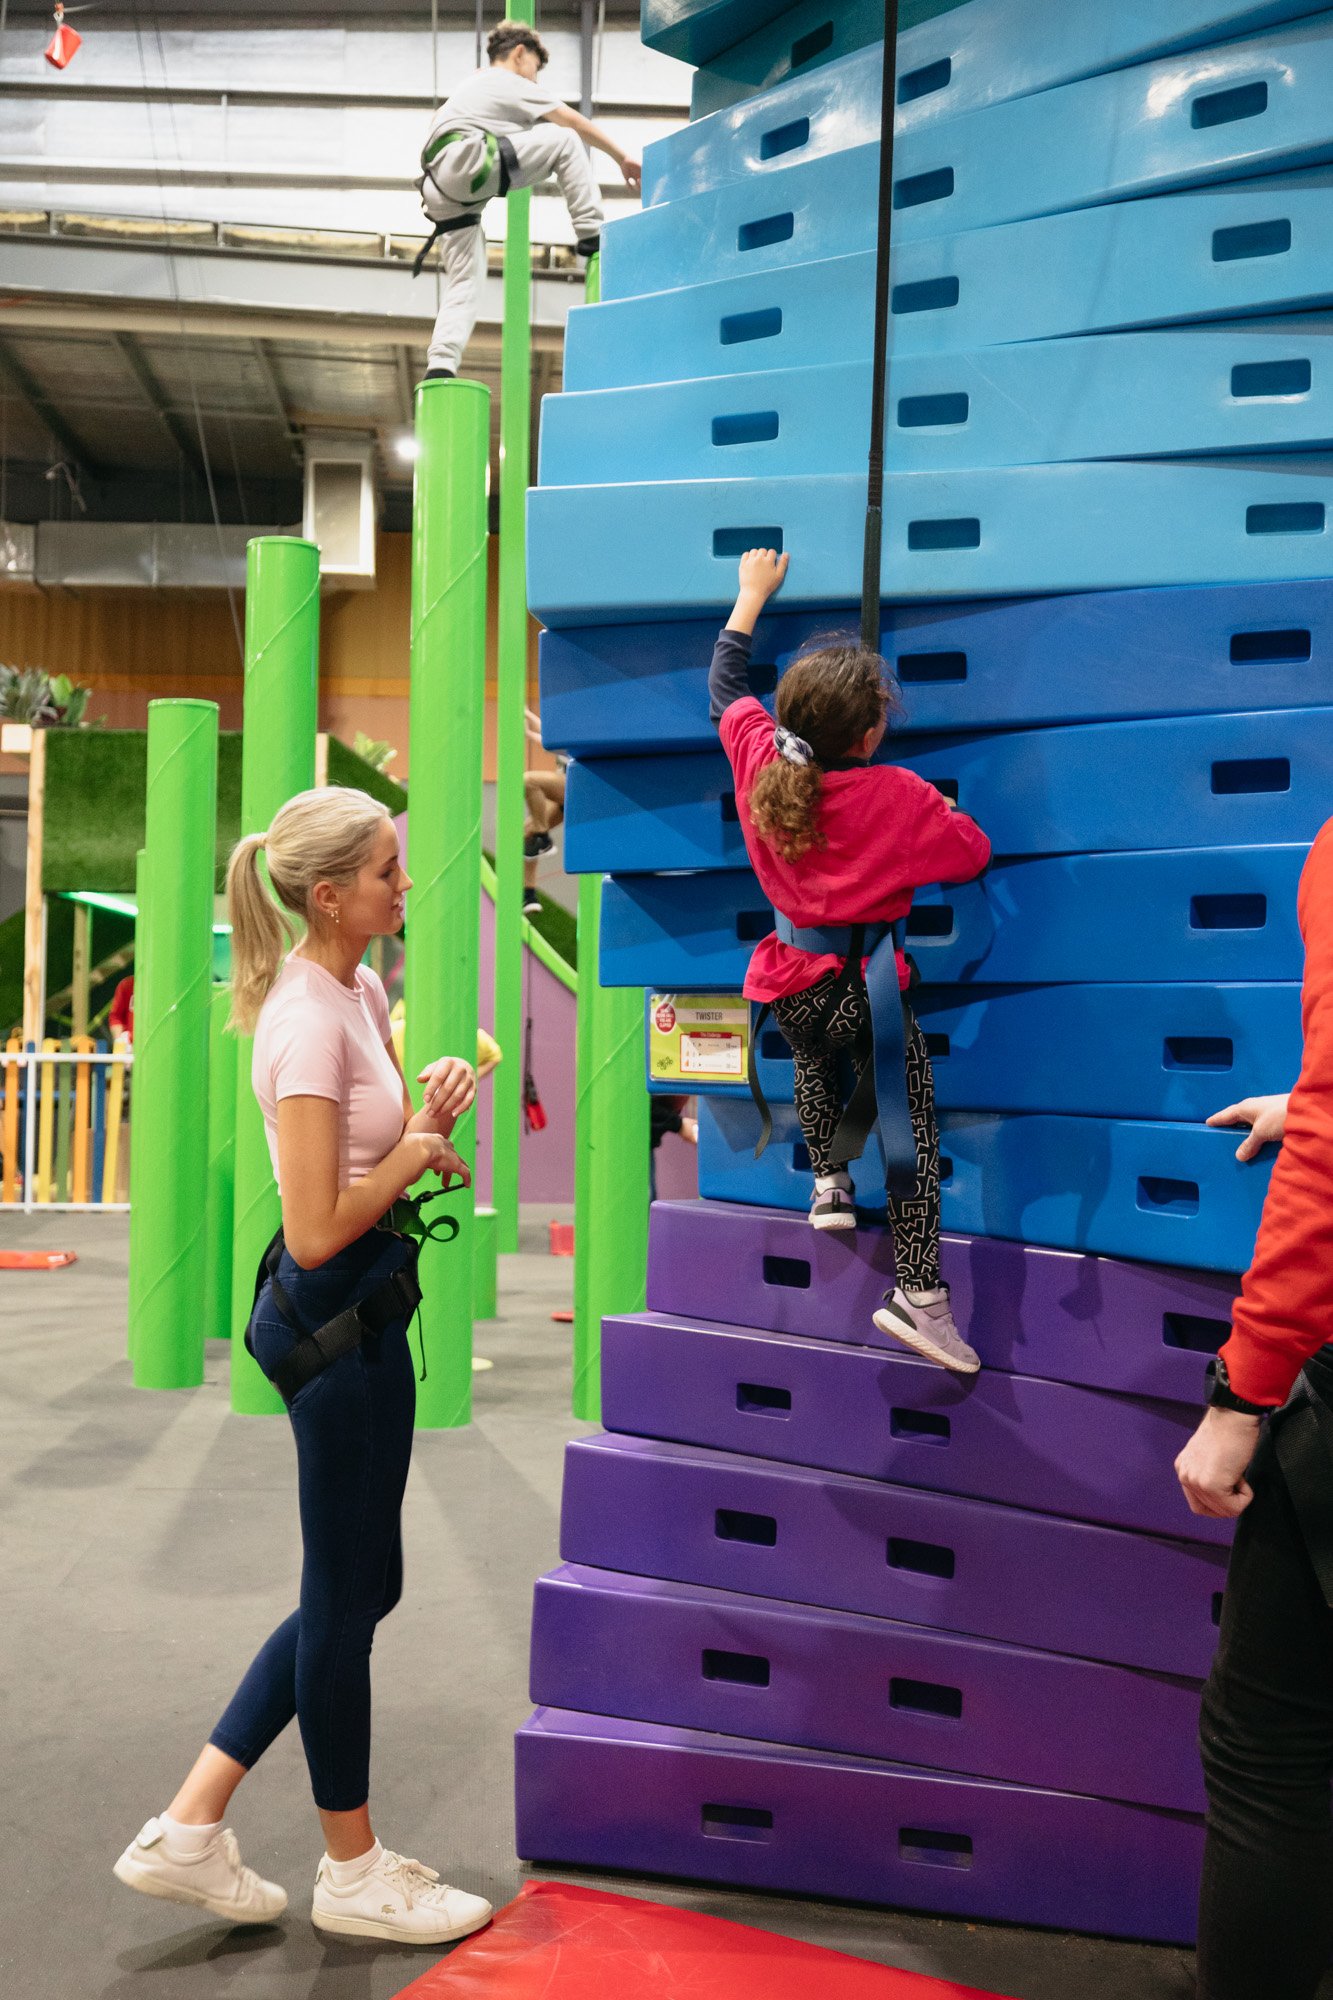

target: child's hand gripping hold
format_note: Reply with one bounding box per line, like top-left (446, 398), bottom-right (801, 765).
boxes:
top-left (730, 549), bottom-right (790, 635)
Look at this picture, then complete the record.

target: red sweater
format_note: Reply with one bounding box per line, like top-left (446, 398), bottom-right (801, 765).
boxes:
top-left (1221, 817), bottom-right (1333, 1405)
top-left (718, 694), bottom-right (991, 1004)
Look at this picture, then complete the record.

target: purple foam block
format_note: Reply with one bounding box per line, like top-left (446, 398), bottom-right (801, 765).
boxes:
top-left (515, 1707), bottom-right (1202, 1943)
top-left (530, 1564), bottom-right (1205, 1812)
top-left (560, 1434), bottom-right (1227, 1679)
top-left (647, 1199), bottom-right (1238, 1406)
top-left (602, 1312), bottom-right (1230, 1545)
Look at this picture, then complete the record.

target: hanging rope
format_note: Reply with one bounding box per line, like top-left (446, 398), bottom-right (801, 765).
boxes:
top-left (861, 0), bottom-right (902, 653)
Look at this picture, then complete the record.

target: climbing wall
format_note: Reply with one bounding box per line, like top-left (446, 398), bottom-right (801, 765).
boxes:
top-left (515, 0), bottom-right (1333, 1940)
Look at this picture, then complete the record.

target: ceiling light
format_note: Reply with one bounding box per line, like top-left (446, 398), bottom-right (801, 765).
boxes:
top-left (395, 433), bottom-right (421, 462)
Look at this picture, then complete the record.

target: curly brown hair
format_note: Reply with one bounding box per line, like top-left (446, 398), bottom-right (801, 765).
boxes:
top-left (747, 637), bottom-right (901, 863)
top-left (488, 21), bottom-right (549, 67)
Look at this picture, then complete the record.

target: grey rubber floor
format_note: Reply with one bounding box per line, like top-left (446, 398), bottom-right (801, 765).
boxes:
top-left (0, 1207), bottom-right (1308, 2000)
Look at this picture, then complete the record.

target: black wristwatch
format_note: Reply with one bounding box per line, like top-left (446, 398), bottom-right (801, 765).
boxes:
top-left (1206, 1355), bottom-right (1271, 1419)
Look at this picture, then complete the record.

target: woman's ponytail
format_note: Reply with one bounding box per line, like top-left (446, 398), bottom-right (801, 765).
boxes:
top-left (746, 636), bottom-right (899, 864)
top-left (226, 833), bottom-right (293, 1033)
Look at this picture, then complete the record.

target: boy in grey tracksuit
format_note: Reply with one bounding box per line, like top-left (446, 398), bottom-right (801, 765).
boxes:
top-left (417, 19), bottom-right (642, 379)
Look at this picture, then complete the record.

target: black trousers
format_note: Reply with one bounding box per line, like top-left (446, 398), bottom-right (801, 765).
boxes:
top-left (770, 972), bottom-right (942, 1292)
top-left (1197, 1412), bottom-right (1333, 2000)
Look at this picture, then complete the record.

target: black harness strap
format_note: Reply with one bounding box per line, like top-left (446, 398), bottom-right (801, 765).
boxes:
top-left (412, 134), bottom-right (520, 276)
top-left (861, 0), bottom-right (902, 651)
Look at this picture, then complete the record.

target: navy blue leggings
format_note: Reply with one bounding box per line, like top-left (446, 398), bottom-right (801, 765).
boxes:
top-left (210, 1228), bottom-right (416, 1812)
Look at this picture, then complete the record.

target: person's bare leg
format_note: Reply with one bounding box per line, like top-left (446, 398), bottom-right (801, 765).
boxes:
top-left (166, 1744), bottom-right (248, 1825)
top-left (319, 1804), bottom-right (376, 1862)
top-left (524, 855), bottom-right (539, 894)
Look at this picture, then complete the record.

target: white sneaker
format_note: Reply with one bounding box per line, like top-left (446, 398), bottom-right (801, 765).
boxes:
top-left (873, 1287), bottom-right (981, 1374)
top-left (113, 1817), bottom-right (287, 1924)
top-left (311, 1847), bottom-right (493, 1946)
top-left (810, 1174), bottom-right (856, 1232)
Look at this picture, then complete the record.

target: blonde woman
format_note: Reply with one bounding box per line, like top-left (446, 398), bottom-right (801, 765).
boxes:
top-left (114, 787), bottom-right (492, 1948)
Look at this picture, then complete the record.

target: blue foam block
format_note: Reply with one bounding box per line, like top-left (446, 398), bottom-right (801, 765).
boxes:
top-left (530, 1565), bottom-right (1206, 1812)
top-left (544, 326), bottom-right (1333, 488)
top-left (601, 145), bottom-right (876, 305)
top-left (566, 712), bottom-right (1333, 870)
top-left (643, 0), bottom-right (880, 71)
top-left (670, 982), bottom-right (1302, 1125)
top-left (538, 583), bottom-right (1333, 756)
top-left (688, 0), bottom-right (887, 122)
top-left (887, 167), bottom-right (1333, 355)
top-left (696, 1097), bottom-right (1272, 1273)
top-left (599, 846), bottom-right (1309, 991)
top-left (528, 458), bottom-right (1333, 625)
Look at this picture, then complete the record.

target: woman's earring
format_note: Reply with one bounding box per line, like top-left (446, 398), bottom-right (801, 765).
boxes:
top-left (333, 907), bottom-right (341, 926)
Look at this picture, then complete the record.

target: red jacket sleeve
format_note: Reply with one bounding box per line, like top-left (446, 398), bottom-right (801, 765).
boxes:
top-left (893, 769), bottom-right (991, 887)
top-left (1220, 818), bottom-right (1333, 1405)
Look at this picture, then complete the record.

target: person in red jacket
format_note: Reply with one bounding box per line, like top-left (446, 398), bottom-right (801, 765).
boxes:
top-left (711, 551), bottom-right (991, 1372)
top-left (1175, 815), bottom-right (1333, 2000)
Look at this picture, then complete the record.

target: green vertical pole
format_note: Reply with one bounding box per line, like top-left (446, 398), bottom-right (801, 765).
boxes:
top-left (230, 536), bottom-right (320, 1416)
top-left (573, 877), bottom-right (649, 1423)
top-left (406, 378), bottom-right (490, 1430)
top-left (203, 983), bottom-right (235, 1340)
top-left (126, 844), bottom-right (150, 1361)
top-left (492, 69), bottom-right (535, 1260)
top-left (131, 699), bottom-right (218, 1389)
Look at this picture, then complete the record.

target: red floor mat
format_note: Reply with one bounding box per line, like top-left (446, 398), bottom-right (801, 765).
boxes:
top-left (393, 1881), bottom-right (1013, 2000)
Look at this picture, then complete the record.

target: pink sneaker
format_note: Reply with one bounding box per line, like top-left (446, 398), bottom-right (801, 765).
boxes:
top-left (873, 1287), bottom-right (980, 1374)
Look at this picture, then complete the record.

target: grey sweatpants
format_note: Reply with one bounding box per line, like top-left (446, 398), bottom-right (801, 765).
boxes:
top-left (423, 125), bottom-right (603, 375)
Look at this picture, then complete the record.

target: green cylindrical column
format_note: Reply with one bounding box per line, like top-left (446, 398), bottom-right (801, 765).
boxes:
top-left (491, 158), bottom-right (534, 1259)
top-left (572, 876), bottom-right (649, 1423)
top-left (230, 536), bottom-right (320, 1415)
top-left (406, 379), bottom-right (490, 1429)
top-left (131, 700), bottom-right (219, 1389)
top-left (203, 983), bottom-right (236, 1340)
top-left (126, 844), bottom-right (151, 1361)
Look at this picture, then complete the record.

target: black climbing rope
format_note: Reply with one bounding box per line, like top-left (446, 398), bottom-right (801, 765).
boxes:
top-left (861, 0), bottom-right (903, 653)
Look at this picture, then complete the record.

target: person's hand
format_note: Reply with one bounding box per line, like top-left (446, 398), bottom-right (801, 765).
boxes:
top-left (620, 154), bottom-right (643, 192)
top-left (737, 548), bottom-right (789, 602)
top-left (399, 1130), bottom-right (451, 1186)
top-left (1175, 1406), bottom-right (1263, 1518)
top-left (434, 1140), bottom-right (471, 1191)
top-left (681, 1115), bottom-right (698, 1146)
top-left (1207, 1092), bottom-right (1290, 1162)
top-left (415, 1057), bottom-right (476, 1130)
top-left (524, 704), bottom-right (543, 743)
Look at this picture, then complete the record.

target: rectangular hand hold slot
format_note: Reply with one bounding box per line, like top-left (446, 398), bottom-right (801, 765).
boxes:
top-left (715, 527), bottom-right (783, 559)
top-left (1137, 1176), bottom-right (1201, 1217)
top-left (702, 1803), bottom-right (774, 1842)
top-left (890, 1408), bottom-right (951, 1444)
top-left (736, 910), bottom-right (774, 941)
top-left (897, 649), bottom-right (967, 683)
top-left (749, 661), bottom-right (778, 696)
top-left (908, 517), bottom-right (981, 552)
top-left (720, 790), bottom-right (740, 822)
top-left (898, 392), bottom-right (970, 430)
top-left (899, 1827), bottom-right (973, 1869)
top-left (938, 1154), bottom-right (953, 1183)
top-left (760, 117), bottom-right (809, 161)
top-left (888, 1535), bottom-right (956, 1578)
top-left (890, 1676), bottom-right (963, 1719)
top-left (899, 56), bottom-right (951, 105)
top-left (1212, 1591), bottom-right (1224, 1626)
top-left (712, 411), bottom-right (780, 448)
top-left (1247, 503), bottom-right (1325, 537)
top-left (790, 20), bottom-right (833, 68)
top-left (923, 1032), bottom-right (950, 1059)
top-left (1163, 1035), bottom-right (1234, 1071)
top-left (1212, 218), bottom-right (1291, 262)
top-left (738, 212), bottom-right (795, 253)
top-left (892, 276), bottom-right (960, 315)
top-left (1230, 627), bottom-right (1311, 664)
top-left (1211, 756), bottom-right (1290, 794)
top-left (703, 1648), bottom-right (771, 1687)
top-left (720, 306), bottom-right (782, 347)
top-left (792, 1141), bottom-right (812, 1173)
top-left (895, 167), bottom-right (955, 211)
top-left (1164, 1310), bottom-right (1229, 1354)
top-left (759, 1029), bottom-right (793, 1062)
top-left (1192, 79), bottom-right (1268, 129)
top-left (762, 1253), bottom-right (811, 1290)
top-left (932, 779), bottom-right (960, 803)
top-left (1190, 893), bottom-right (1267, 930)
top-left (737, 1380), bottom-right (793, 1416)
top-left (1231, 359), bottom-right (1311, 399)
top-left (715, 1507), bottom-right (777, 1546)
top-left (906, 904), bottom-right (954, 938)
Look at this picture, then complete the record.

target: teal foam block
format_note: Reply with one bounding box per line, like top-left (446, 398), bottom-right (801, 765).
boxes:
top-left (601, 144), bottom-right (876, 305)
top-left (688, 0), bottom-right (888, 121)
top-left (643, 0), bottom-right (882, 71)
top-left (538, 583), bottom-right (1333, 755)
top-left (560, 253), bottom-right (874, 394)
top-left (528, 458), bottom-right (1333, 625)
top-left (697, 1096), bottom-right (1273, 1273)
top-left (564, 711), bottom-right (1333, 870)
top-left (889, 167), bottom-right (1333, 355)
top-left (543, 326), bottom-right (1333, 487)
top-left (597, 845), bottom-right (1310, 990)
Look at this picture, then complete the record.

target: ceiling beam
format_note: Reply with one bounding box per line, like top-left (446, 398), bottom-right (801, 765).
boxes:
top-left (395, 346), bottom-right (415, 427)
top-left (250, 337), bottom-right (304, 465)
top-left (112, 331), bottom-right (210, 482)
top-left (0, 337), bottom-right (104, 478)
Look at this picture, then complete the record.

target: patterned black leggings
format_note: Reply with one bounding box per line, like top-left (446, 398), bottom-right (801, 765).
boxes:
top-left (770, 971), bottom-right (942, 1292)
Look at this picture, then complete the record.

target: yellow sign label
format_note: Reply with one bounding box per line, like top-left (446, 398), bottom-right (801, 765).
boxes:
top-left (649, 993), bottom-right (750, 1085)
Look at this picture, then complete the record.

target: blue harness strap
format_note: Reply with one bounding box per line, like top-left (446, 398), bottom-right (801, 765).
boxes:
top-left (765, 913), bottom-right (918, 1195)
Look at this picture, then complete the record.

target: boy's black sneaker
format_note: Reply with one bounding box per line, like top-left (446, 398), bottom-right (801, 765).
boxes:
top-left (421, 368), bottom-right (456, 382)
top-left (522, 891), bottom-right (542, 917)
top-left (575, 235), bottom-right (600, 259)
top-left (523, 830), bottom-right (555, 860)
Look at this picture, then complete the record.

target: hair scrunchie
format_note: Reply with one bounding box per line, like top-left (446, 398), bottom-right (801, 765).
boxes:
top-left (774, 725), bottom-right (814, 768)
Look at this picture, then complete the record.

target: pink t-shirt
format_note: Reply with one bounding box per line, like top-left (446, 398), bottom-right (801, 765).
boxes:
top-left (252, 956), bottom-right (404, 1192)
